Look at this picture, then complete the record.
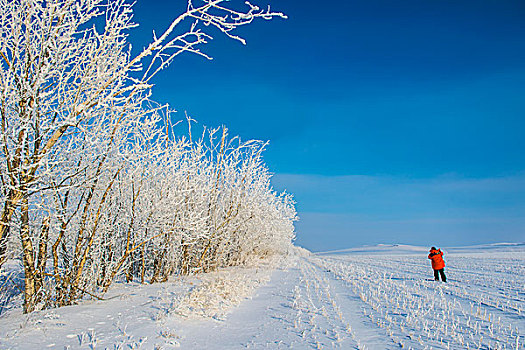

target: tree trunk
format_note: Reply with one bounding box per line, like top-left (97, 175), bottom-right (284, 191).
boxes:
top-left (140, 243), bottom-right (146, 284)
top-left (20, 192), bottom-right (37, 313)
top-left (0, 190), bottom-right (22, 268)
top-left (35, 216), bottom-right (49, 295)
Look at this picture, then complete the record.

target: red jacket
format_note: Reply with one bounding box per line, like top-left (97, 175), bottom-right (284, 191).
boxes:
top-left (428, 249), bottom-right (445, 270)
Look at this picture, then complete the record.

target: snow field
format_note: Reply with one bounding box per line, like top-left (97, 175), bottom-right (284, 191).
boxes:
top-left (313, 250), bottom-right (524, 349)
top-left (0, 245), bottom-right (523, 349)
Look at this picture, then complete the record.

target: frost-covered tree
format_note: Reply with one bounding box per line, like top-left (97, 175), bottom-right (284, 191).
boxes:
top-left (0, 0), bottom-right (293, 314)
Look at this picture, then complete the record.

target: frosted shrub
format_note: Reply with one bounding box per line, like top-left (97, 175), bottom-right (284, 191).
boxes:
top-left (172, 267), bottom-right (273, 320)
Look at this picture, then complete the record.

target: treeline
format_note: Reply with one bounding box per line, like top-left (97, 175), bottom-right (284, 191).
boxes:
top-left (3, 113), bottom-right (296, 313)
top-left (0, 0), bottom-right (292, 313)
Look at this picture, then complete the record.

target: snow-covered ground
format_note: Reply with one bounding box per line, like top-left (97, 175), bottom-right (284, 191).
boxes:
top-left (1, 243), bottom-right (524, 349)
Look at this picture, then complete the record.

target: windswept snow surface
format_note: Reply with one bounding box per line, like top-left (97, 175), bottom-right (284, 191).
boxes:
top-left (0, 244), bottom-right (524, 349)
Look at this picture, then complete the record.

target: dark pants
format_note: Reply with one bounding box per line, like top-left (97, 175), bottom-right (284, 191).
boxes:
top-left (433, 268), bottom-right (446, 282)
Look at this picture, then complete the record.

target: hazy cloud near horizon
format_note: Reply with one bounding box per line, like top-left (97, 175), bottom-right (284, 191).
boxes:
top-left (272, 173), bottom-right (525, 251)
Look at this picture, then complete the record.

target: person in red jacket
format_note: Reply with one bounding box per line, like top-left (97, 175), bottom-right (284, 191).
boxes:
top-left (428, 247), bottom-right (447, 282)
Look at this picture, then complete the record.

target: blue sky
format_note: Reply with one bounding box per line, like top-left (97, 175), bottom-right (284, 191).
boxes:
top-left (132, 0), bottom-right (525, 251)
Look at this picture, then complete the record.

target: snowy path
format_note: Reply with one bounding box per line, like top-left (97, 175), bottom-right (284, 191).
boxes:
top-left (0, 245), bottom-right (524, 349)
top-left (142, 256), bottom-right (396, 349)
